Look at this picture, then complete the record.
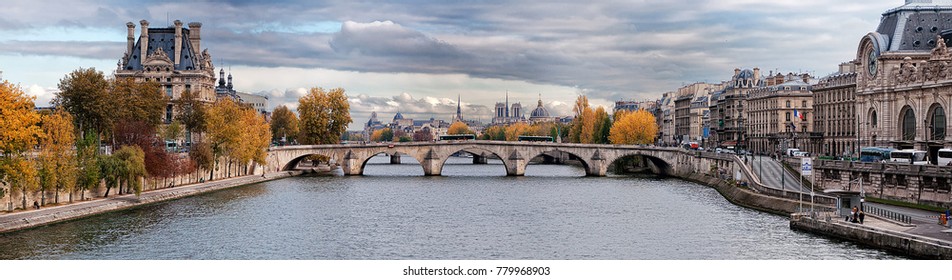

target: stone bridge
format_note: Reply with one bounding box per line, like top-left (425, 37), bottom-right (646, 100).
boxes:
top-left (266, 141), bottom-right (702, 176)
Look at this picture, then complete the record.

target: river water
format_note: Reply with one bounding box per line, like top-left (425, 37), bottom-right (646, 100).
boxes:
top-left (0, 156), bottom-right (903, 259)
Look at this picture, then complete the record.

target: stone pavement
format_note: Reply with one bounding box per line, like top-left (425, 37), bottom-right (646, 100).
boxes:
top-left (829, 210), bottom-right (952, 246)
top-left (0, 171), bottom-right (299, 234)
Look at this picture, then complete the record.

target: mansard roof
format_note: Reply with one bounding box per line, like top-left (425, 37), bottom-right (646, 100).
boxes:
top-left (876, 1), bottom-right (952, 52)
top-left (123, 27), bottom-right (199, 71)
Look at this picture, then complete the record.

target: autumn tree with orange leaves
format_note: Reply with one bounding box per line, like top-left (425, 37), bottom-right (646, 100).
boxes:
top-left (447, 121), bottom-right (473, 135)
top-left (609, 109), bottom-right (658, 145)
top-left (0, 81), bottom-right (43, 208)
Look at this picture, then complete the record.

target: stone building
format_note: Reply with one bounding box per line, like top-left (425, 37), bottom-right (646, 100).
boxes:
top-left (492, 91), bottom-right (526, 124)
top-left (746, 73), bottom-right (814, 155)
top-left (855, 0), bottom-right (952, 163)
top-left (812, 62), bottom-right (858, 158)
top-left (529, 95), bottom-right (559, 123)
top-left (115, 20), bottom-right (217, 123)
top-left (674, 82), bottom-right (717, 144)
top-left (710, 68), bottom-right (763, 149)
top-left (657, 92), bottom-right (676, 146)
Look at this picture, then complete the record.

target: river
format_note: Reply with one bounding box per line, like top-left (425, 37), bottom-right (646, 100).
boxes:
top-left (0, 156), bottom-right (903, 259)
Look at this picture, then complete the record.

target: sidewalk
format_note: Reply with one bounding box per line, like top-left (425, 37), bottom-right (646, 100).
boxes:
top-left (0, 171), bottom-right (299, 234)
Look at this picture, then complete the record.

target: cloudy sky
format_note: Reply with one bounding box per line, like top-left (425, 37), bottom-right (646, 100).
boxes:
top-left (0, 0), bottom-right (897, 130)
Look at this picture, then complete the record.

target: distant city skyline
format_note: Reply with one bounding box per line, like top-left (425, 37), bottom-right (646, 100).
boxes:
top-left (0, 0), bottom-right (897, 130)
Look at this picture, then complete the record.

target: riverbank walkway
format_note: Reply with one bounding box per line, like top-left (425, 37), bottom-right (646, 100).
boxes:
top-left (0, 171), bottom-right (298, 234)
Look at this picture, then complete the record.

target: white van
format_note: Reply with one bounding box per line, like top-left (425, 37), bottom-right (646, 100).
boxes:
top-left (786, 148), bottom-right (801, 157)
top-left (938, 148), bottom-right (952, 166)
top-left (889, 149), bottom-right (928, 165)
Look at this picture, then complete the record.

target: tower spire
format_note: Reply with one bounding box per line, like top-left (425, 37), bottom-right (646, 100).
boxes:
top-left (506, 90), bottom-right (510, 118)
top-left (455, 94), bottom-right (462, 121)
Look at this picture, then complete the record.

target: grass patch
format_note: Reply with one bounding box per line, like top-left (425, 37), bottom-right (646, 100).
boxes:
top-left (866, 196), bottom-right (947, 213)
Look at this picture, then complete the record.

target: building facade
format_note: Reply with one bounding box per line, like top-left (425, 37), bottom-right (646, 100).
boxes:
top-left (812, 62), bottom-right (858, 158)
top-left (855, 0), bottom-right (952, 163)
top-left (746, 73), bottom-right (814, 155)
top-left (711, 68), bottom-right (762, 149)
top-left (115, 20), bottom-right (217, 123)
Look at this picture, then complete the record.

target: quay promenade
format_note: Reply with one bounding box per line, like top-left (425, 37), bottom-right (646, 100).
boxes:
top-left (0, 171), bottom-right (300, 234)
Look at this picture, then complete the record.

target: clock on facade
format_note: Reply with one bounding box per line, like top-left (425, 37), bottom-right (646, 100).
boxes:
top-left (867, 48), bottom-right (878, 77)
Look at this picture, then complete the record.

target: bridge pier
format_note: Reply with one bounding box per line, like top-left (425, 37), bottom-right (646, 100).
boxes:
top-left (422, 149), bottom-right (443, 176)
top-left (341, 150), bottom-right (363, 176)
top-left (473, 153), bottom-right (488, 164)
top-left (585, 150), bottom-right (607, 177)
top-left (390, 154), bottom-right (401, 164)
top-left (506, 150), bottom-right (526, 176)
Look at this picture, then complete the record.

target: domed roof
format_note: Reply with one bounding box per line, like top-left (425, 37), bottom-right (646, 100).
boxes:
top-left (735, 69), bottom-right (755, 79)
top-left (531, 106), bottom-right (549, 118)
top-left (530, 97), bottom-right (549, 118)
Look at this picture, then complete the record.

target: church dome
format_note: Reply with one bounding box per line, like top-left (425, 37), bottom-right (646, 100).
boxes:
top-left (393, 112), bottom-right (404, 122)
top-left (530, 98), bottom-right (549, 118)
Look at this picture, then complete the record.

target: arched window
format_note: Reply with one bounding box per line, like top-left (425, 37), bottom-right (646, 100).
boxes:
top-left (901, 106), bottom-right (916, 141)
top-left (871, 110), bottom-right (878, 128)
top-left (931, 105), bottom-right (946, 140)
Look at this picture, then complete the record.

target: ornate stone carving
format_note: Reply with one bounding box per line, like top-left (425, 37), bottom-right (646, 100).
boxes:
top-left (897, 57), bottom-right (919, 84)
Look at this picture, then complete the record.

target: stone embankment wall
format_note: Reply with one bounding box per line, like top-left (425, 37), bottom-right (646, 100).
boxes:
top-left (790, 214), bottom-right (952, 259)
top-left (0, 171), bottom-right (297, 234)
top-left (2, 159), bottom-right (263, 212)
top-left (815, 160), bottom-right (952, 208)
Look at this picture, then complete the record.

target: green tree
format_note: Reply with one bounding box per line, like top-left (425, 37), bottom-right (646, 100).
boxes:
top-left (174, 90), bottom-right (207, 145)
top-left (114, 145), bottom-right (147, 196)
top-left (593, 106), bottom-right (611, 144)
top-left (188, 141), bottom-right (214, 180)
top-left (270, 105), bottom-right (299, 144)
top-left (54, 68), bottom-right (112, 138)
top-left (76, 131), bottom-right (100, 201)
top-left (298, 87), bottom-right (352, 145)
top-left (162, 121), bottom-right (184, 143)
top-left (111, 77), bottom-right (167, 129)
top-left (480, 126), bottom-right (506, 140)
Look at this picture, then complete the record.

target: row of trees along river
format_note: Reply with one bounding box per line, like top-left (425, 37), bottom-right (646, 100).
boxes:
top-left (1, 67), bottom-right (658, 212)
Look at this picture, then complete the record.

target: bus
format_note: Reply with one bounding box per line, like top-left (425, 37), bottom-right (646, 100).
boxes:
top-left (517, 136), bottom-right (554, 142)
top-left (860, 147), bottom-right (894, 163)
top-left (938, 148), bottom-right (952, 166)
top-left (889, 149), bottom-right (928, 165)
top-left (439, 134), bottom-right (476, 141)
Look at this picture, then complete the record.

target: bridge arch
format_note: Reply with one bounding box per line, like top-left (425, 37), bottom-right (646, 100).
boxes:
top-left (604, 151), bottom-right (674, 176)
top-left (521, 149), bottom-right (595, 176)
top-left (358, 151), bottom-right (425, 175)
top-left (280, 150), bottom-right (342, 172)
top-left (439, 146), bottom-right (511, 176)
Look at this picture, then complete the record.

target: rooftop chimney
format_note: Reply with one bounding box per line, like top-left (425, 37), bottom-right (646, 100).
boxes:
top-left (188, 22), bottom-right (202, 61)
top-left (174, 20), bottom-right (183, 66)
top-left (139, 20), bottom-right (150, 62)
top-left (753, 67), bottom-right (760, 84)
top-left (734, 68), bottom-right (741, 76)
top-left (126, 22), bottom-right (135, 60)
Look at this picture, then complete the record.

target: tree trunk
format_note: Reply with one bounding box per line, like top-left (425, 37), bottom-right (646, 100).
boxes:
top-left (69, 191), bottom-right (73, 203)
top-left (55, 188), bottom-right (59, 204)
top-left (21, 192), bottom-right (26, 210)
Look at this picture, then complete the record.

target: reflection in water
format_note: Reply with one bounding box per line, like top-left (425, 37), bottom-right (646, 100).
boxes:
top-left (0, 156), bottom-right (903, 260)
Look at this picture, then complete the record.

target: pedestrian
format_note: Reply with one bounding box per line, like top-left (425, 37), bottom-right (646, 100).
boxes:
top-left (847, 207), bottom-right (855, 222)
top-left (33, 201), bottom-right (40, 210)
top-left (852, 206), bottom-right (859, 223)
top-left (858, 210), bottom-right (865, 224)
